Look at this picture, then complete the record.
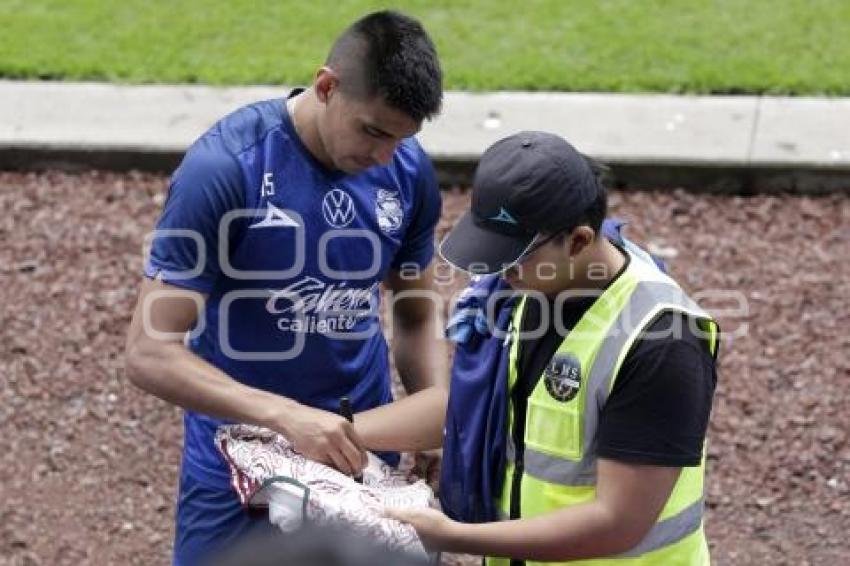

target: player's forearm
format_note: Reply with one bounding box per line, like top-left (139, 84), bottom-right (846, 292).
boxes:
top-left (354, 386), bottom-right (448, 452)
top-left (125, 338), bottom-right (293, 430)
top-left (443, 501), bottom-right (642, 561)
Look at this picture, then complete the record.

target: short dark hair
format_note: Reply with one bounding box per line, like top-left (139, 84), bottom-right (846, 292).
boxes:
top-left (326, 10), bottom-right (443, 122)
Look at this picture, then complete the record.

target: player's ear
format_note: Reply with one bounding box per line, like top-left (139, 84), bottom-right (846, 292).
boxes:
top-left (314, 67), bottom-right (339, 104)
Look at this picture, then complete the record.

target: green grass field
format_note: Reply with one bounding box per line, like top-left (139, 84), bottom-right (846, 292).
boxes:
top-left (1, 0), bottom-right (848, 94)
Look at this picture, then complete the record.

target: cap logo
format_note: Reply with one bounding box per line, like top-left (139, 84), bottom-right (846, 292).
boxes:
top-left (489, 207), bottom-right (519, 225)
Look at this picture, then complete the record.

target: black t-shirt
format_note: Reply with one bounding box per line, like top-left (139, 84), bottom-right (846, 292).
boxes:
top-left (516, 266), bottom-right (717, 467)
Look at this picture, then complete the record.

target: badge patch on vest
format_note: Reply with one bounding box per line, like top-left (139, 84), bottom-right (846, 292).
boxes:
top-left (544, 353), bottom-right (582, 402)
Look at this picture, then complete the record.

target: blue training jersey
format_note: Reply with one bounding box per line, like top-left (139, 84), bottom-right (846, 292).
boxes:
top-left (145, 96), bottom-right (441, 488)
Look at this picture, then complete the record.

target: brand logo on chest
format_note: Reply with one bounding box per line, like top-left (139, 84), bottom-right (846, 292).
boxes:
top-left (322, 188), bottom-right (356, 228)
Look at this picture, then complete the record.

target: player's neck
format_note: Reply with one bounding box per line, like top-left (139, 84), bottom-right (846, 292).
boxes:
top-left (288, 89), bottom-right (335, 171)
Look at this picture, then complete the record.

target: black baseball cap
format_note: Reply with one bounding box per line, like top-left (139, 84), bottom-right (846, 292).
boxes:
top-left (440, 131), bottom-right (602, 274)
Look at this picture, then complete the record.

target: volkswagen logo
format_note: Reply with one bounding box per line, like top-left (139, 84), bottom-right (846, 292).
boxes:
top-left (322, 188), bottom-right (356, 228)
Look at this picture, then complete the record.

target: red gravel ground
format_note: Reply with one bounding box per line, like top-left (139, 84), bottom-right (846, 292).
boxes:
top-left (1, 171), bottom-right (848, 566)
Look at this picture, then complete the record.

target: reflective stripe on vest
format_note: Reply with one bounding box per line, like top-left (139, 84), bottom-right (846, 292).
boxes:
top-left (617, 498), bottom-right (705, 558)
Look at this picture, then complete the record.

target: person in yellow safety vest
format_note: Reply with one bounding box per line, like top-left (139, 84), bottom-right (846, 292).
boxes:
top-left (385, 131), bottom-right (720, 565)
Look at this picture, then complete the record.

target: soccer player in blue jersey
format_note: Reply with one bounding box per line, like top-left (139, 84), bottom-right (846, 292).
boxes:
top-left (124, 11), bottom-right (447, 565)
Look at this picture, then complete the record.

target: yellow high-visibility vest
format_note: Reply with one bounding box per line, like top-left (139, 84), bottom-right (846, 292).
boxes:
top-left (487, 247), bottom-right (719, 566)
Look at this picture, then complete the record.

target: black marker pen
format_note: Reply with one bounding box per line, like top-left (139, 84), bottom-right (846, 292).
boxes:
top-left (339, 396), bottom-right (362, 483)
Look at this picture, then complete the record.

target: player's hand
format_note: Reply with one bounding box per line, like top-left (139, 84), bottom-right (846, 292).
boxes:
top-left (276, 404), bottom-right (367, 476)
top-left (382, 506), bottom-right (459, 552)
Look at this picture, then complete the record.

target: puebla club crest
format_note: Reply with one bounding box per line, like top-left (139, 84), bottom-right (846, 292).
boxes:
top-left (375, 188), bottom-right (404, 234)
top-left (544, 353), bottom-right (582, 403)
